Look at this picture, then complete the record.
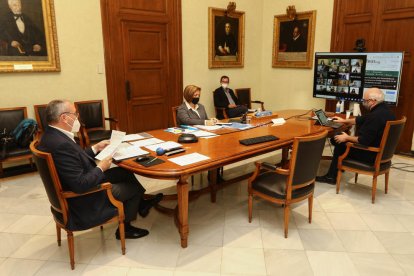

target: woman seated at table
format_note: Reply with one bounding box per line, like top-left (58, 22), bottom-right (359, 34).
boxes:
top-left (176, 84), bottom-right (217, 126)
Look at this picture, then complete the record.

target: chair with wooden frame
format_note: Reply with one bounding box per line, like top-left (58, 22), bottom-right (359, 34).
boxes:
top-left (235, 88), bottom-right (265, 111)
top-left (336, 116), bottom-right (406, 203)
top-left (74, 100), bottom-right (119, 147)
top-left (172, 106), bottom-right (179, 127)
top-left (0, 107), bottom-right (34, 176)
top-left (248, 131), bottom-right (328, 238)
top-left (34, 104), bottom-right (85, 148)
top-left (30, 140), bottom-right (126, 270)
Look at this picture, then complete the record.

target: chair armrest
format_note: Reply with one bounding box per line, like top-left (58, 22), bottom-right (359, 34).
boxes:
top-left (260, 162), bottom-right (290, 175)
top-left (350, 143), bottom-right (380, 153)
top-left (105, 117), bottom-right (119, 130)
top-left (251, 100), bottom-right (265, 111)
top-left (61, 182), bottom-right (112, 199)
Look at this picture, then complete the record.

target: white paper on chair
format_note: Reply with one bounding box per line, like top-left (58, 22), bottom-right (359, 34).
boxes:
top-left (168, 153), bottom-right (210, 166)
top-left (95, 130), bottom-right (126, 160)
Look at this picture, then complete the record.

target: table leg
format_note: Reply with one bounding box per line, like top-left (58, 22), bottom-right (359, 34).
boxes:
top-left (281, 147), bottom-right (290, 168)
top-left (177, 175), bottom-right (189, 248)
top-left (208, 169), bottom-right (217, 203)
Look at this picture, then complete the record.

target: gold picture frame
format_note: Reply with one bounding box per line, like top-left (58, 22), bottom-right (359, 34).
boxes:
top-left (0, 0), bottom-right (60, 73)
top-left (272, 10), bottom-right (316, 68)
top-left (208, 7), bottom-right (244, 68)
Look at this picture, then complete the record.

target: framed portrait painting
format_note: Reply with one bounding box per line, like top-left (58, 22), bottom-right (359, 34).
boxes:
top-left (0, 0), bottom-right (60, 72)
top-left (208, 7), bottom-right (244, 68)
top-left (272, 10), bottom-right (316, 68)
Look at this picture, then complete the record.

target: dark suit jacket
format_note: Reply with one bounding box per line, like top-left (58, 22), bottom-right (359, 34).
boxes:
top-left (176, 102), bottom-right (208, 125)
top-left (38, 127), bottom-right (116, 230)
top-left (213, 87), bottom-right (240, 108)
top-left (0, 11), bottom-right (46, 56)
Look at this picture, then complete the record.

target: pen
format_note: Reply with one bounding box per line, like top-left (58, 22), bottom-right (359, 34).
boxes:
top-left (146, 157), bottom-right (158, 165)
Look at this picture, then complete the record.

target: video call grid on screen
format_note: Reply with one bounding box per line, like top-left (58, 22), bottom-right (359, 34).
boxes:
top-left (313, 52), bottom-right (404, 105)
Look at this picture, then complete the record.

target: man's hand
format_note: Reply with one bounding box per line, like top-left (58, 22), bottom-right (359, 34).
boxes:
top-left (94, 140), bottom-right (110, 152)
top-left (334, 132), bottom-right (349, 143)
top-left (97, 156), bottom-right (112, 172)
top-left (33, 44), bottom-right (41, 52)
top-left (228, 104), bottom-right (237, 108)
top-left (11, 41), bottom-right (21, 48)
top-left (331, 116), bottom-right (346, 123)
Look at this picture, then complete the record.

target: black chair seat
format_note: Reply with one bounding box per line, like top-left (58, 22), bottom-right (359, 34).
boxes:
top-left (4, 143), bottom-right (32, 158)
top-left (342, 158), bottom-right (391, 172)
top-left (87, 130), bottom-right (112, 144)
top-left (252, 172), bottom-right (314, 199)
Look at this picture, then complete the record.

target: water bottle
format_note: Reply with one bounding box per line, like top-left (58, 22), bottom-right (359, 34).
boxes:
top-left (340, 100), bottom-right (345, 113)
top-left (335, 101), bottom-right (341, 113)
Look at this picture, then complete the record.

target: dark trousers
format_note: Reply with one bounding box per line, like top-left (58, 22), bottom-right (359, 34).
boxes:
top-left (104, 167), bottom-right (145, 223)
top-left (326, 138), bottom-right (376, 178)
top-left (227, 105), bottom-right (248, 118)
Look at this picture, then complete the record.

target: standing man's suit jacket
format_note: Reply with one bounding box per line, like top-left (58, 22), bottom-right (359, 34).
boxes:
top-left (213, 87), bottom-right (240, 109)
top-left (38, 127), bottom-right (116, 230)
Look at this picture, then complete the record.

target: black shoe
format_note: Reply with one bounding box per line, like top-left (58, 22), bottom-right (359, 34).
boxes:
top-left (316, 175), bottom-right (336, 185)
top-left (138, 193), bottom-right (163, 218)
top-left (115, 226), bottom-right (149, 240)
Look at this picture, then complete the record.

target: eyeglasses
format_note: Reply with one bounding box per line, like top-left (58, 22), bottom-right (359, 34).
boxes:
top-left (362, 98), bottom-right (375, 103)
top-left (60, 112), bottom-right (79, 118)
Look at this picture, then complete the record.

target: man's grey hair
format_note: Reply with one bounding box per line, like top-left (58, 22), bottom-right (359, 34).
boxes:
top-left (46, 100), bottom-right (71, 124)
top-left (8, 0), bottom-right (21, 5)
top-left (366, 88), bottom-right (385, 103)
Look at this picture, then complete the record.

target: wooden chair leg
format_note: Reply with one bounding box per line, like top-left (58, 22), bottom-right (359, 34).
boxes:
top-left (56, 224), bottom-right (61, 246)
top-left (100, 225), bottom-right (103, 230)
top-left (372, 176), bottom-right (378, 204)
top-left (248, 194), bottom-right (253, 223)
top-left (29, 157), bottom-right (34, 168)
top-left (385, 171), bottom-right (389, 194)
top-left (283, 204), bottom-right (290, 238)
top-left (67, 231), bottom-right (75, 270)
top-left (355, 173), bottom-right (358, 183)
top-left (336, 170), bottom-right (342, 194)
top-left (308, 195), bottom-right (313, 224)
top-left (0, 162), bottom-right (3, 176)
top-left (119, 221), bottom-right (126, 255)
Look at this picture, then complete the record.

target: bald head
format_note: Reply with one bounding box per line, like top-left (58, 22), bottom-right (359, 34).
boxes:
top-left (364, 88), bottom-right (385, 103)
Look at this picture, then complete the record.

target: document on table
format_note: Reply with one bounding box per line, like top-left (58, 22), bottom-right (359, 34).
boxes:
top-left (112, 144), bottom-right (149, 161)
top-left (122, 132), bottom-right (152, 142)
top-left (168, 153), bottom-right (210, 166)
top-left (145, 141), bottom-right (182, 151)
top-left (95, 130), bottom-right (126, 160)
top-left (192, 130), bottom-right (218, 138)
top-left (194, 125), bottom-right (222, 131)
top-left (130, 138), bottom-right (164, 147)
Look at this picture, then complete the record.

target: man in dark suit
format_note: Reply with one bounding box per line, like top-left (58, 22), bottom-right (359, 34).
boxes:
top-left (286, 26), bottom-right (307, 52)
top-left (213, 76), bottom-right (248, 119)
top-left (0, 0), bottom-right (46, 56)
top-left (316, 88), bottom-right (396, 184)
top-left (38, 100), bottom-right (162, 239)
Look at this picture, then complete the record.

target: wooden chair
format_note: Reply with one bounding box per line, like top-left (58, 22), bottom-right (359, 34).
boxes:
top-left (34, 104), bottom-right (85, 148)
top-left (74, 100), bottom-right (119, 147)
top-left (172, 106), bottom-right (179, 127)
top-left (30, 140), bottom-right (126, 269)
top-left (0, 107), bottom-right (34, 176)
top-left (248, 131), bottom-right (328, 238)
top-left (336, 116), bottom-right (406, 203)
top-left (235, 88), bottom-right (265, 111)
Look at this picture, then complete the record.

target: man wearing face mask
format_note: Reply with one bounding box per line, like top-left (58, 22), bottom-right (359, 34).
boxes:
top-left (213, 76), bottom-right (248, 119)
top-left (316, 88), bottom-right (395, 184)
top-left (38, 100), bottom-right (162, 239)
top-left (176, 84), bottom-right (217, 126)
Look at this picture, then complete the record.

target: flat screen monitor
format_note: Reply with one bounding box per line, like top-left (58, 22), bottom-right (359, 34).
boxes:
top-left (313, 52), bottom-right (404, 105)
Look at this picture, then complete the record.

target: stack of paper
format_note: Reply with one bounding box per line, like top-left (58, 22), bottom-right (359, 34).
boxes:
top-left (112, 144), bottom-right (148, 161)
top-left (146, 141), bottom-right (182, 151)
top-left (95, 130), bottom-right (126, 160)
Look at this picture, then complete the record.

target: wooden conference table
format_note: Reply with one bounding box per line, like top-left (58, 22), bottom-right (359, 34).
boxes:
top-left (118, 109), bottom-right (332, 248)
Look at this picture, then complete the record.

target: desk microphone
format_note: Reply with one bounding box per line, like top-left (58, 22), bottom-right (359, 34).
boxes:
top-left (156, 146), bottom-right (183, 156)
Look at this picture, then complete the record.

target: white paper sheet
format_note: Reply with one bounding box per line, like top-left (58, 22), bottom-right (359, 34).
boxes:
top-left (192, 130), bottom-right (218, 138)
top-left (130, 138), bottom-right (164, 148)
top-left (194, 125), bottom-right (223, 131)
top-left (95, 130), bottom-right (126, 160)
top-left (122, 134), bottom-right (145, 142)
top-left (112, 144), bottom-right (148, 161)
top-left (145, 141), bottom-right (182, 152)
top-left (169, 153), bottom-right (210, 166)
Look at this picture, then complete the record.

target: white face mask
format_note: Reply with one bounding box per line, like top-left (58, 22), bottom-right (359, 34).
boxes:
top-left (221, 83), bottom-right (228, 89)
top-left (66, 116), bottom-right (81, 133)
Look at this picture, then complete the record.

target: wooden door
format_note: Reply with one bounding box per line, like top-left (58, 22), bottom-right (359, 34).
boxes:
top-left (329, 0), bottom-right (414, 152)
top-left (100, 0), bottom-right (183, 133)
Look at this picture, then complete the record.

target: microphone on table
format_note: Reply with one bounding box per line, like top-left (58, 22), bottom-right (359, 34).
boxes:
top-left (155, 146), bottom-right (185, 156)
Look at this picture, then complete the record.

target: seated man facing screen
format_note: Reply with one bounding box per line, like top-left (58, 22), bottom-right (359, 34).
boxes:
top-left (213, 75), bottom-right (248, 119)
top-left (38, 100), bottom-right (162, 239)
top-left (177, 84), bottom-right (217, 126)
top-left (316, 88), bottom-right (395, 184)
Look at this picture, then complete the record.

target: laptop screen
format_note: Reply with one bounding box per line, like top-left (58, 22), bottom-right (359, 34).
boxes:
top-left (314, 109), bottom-right (329, 124)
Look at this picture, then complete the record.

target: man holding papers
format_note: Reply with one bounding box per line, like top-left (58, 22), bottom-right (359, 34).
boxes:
top-left (38, 100), bottom-right (162, 239)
